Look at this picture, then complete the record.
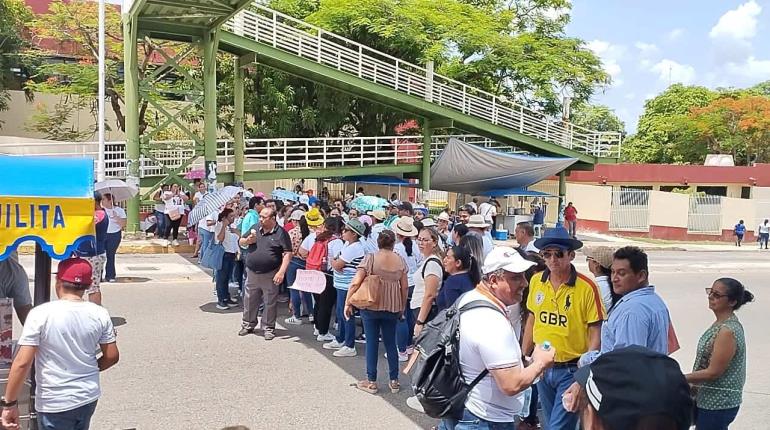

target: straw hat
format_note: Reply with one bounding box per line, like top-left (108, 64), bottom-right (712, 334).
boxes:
top-left (421, 217), bottom-right (436, 228)
top-left (584, 246), bottom-right (615, 269)
top-left (466, 214), bottom-right (490, 229)
top-left (393, 216), bottom-right (418, 237)
top-left (437, 212), bottom-right (450, 222)
top-left (369, 209), bottom-right (387, 221)
top-left (305, 208), bottom-right (324, 227)
top-left (290, 209), bottom-right (305, 221)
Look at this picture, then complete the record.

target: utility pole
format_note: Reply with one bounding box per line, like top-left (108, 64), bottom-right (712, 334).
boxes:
top-left (97, 0), bottom-right (106, 181)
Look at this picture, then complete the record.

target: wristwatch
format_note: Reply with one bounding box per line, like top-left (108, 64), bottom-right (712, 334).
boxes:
top-left (0, 397), bottom-right (17, 408)
top-left (415, 320), bottom-right (426, 326)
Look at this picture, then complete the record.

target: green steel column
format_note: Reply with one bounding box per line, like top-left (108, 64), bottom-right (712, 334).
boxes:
top-left (558, 170), bottom-right (567, 227)
top-left (203, 30), bottom-right (220, 190)
top-left (421, 119), bottom-right (432, 191)
top-left (233, 58), bottom-right (245, 183)
top-left (123, 16), bottom-right (140, 233)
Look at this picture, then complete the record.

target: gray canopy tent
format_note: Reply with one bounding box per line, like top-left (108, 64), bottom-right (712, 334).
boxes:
top-left (430, 138), bottom-right (577, 194)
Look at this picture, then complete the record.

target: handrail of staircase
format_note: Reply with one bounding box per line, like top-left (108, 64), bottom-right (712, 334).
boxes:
top-left (224, 3), bottom-right (622, 158)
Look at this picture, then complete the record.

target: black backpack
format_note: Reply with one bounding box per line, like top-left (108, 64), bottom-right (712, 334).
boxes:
top-left (409, 299), bottom-right (505, 419)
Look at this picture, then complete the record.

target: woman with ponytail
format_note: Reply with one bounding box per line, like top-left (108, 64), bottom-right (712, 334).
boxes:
top-left (686, 277), bottom-right (754, 430)
top-left (435, 245), bottom-right (480, 312)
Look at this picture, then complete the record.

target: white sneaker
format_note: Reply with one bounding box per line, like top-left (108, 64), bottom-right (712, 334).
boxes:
top-left (316, 333), bottom-right (334, 342)
top-left (406, 395), bottom-right (425, 413)
top-left (323, 339), bottom-right (344, 349)
top-left (398, 351), bottom-right (409, 362)
top-left (284, 316), bottom-right (302, 325)
top-left (308, 315), bottom-right (315, 323)
top-left (333, 346), bottom-right (357, 357)
top-left (313, 328), bottom-right (320, 336)
top-left (172, 239), bottom-right (180, 246)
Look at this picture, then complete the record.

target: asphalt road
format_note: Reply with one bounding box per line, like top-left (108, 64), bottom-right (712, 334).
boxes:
top-left (14, 250), bottom-right (770, 429)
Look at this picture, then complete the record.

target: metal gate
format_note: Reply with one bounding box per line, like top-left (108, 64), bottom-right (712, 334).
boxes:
top-left (687, 195), bottom-right (722, 234)
top-left (609, 188), bottom-right (651, 232)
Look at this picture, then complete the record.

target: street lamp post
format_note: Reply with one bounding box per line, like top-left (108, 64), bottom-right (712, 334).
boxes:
top-left (97, 0), bottom-right (106, 181)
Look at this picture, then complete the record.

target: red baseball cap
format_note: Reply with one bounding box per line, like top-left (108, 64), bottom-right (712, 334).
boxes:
top-left (57, 258), bottom-right (93, 287)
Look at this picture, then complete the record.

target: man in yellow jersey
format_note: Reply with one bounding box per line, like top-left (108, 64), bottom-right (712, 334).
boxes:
top-left (522, 227), bottom-right (605, 430)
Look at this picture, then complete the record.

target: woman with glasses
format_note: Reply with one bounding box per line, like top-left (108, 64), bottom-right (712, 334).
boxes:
top-left (685, 278), bottom-right (754, 430)
top-left (412, 228), bottom-right (445, 339)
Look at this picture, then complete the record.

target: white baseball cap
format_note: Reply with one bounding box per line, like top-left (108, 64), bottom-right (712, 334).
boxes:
top-left (482, 246), bottom-right (536, 275)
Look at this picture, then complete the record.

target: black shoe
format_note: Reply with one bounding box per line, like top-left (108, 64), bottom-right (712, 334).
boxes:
top-left (226, 299), bottom-right (239, 306)
top-left (238, 327), bottom-right (254, 336)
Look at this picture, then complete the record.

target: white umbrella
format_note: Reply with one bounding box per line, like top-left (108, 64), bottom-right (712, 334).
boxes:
top-left (187, 186), bottom-right (244, 226)
top-left (94, 179), bottom-right (139, 203)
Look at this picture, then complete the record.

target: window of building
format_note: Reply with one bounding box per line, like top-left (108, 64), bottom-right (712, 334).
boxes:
top-left (696, 186), bottom-right (727, 197)
top-left (741, 187), bottom-right (752, 199)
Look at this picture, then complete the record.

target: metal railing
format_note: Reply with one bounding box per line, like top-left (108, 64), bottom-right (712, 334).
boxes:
top-left (0, 134), bottom-right (503, 178)
top-left (609, 188), bottom-right (651, 232)
top-left (225, 4), bottom-right (622, 158)
top-left (688, 194), bottom-right (722, 235)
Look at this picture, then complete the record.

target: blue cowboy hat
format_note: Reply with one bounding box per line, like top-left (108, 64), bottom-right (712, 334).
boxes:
top-left (534, 227), bottom-right (583, 251)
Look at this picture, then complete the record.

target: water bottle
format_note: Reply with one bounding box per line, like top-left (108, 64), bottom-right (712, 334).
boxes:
top-left (531, 341), bottom-right (551, 384)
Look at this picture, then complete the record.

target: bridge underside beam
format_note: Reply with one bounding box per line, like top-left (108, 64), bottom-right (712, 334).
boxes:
top-left (138, 163), bottom-right (423, 187)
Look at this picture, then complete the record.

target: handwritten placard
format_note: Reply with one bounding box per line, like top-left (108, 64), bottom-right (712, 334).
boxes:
top-left (290, 269), bottom-right (327, 294)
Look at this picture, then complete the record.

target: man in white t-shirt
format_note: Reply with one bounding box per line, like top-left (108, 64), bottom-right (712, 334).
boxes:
top-left (101, 193), bottom-right (127, 283)
top-left (439, 247), bottom-right (555, 429)
top-left (1, 258), bottom-right (119, 429)
top-left (478, 199), bottom-right (495, 225)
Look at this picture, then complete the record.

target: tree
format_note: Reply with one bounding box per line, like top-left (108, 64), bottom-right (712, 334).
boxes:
top-left (571, 104), bottom-right (625, 135)
top-left (0, 0), bottom-right (32, 127)
top-left (622, 84), bottom-right (717, 163)
top-left (24, 0), bottom-right (185, 139)
top-left (689, 96), bottom-right (770, 165)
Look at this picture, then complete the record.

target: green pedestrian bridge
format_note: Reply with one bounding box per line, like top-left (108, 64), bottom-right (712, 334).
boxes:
top-left (118, 0), bottom-right (621, 230)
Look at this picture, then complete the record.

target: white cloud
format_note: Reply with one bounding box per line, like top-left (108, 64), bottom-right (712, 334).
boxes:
top-left (586, 39), bottom-right (626, 86)
top-left (650, 59), bottom-right (696, 84)
top-left (709, 1), bottom-right (762, 40)
top-left (635, 42), bottom-right (659, 56)
top-left (725, 57), bottom-right (770, 81)
top-left (667, 28), bottom-right (685, 41)
top-left (624, 93), bottom-right (636, 101)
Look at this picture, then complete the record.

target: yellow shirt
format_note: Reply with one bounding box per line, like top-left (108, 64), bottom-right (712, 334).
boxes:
top-left (527, 266), bottom-right (605, 362)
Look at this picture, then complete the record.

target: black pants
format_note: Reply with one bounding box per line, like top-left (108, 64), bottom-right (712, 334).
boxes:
top-left (164, 215), bottom-right (181, 240)
top-left (313, 273), bottom-right (336, 335)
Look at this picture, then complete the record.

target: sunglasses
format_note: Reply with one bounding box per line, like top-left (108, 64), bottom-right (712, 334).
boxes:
top-left (705, 287), bottom-right (728, 299)
top-left (541, 250), bottom-right (565, 259)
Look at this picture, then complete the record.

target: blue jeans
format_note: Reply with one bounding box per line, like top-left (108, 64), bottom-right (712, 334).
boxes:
top-left (335, 288), bottom-right (356, 347)
top-left (287, 257), bottom-right (313, 318)
top-left (154, 210), bottom-right (167, 238)
top-left (439, 408), bottom-right (516, 430)
top-left (396, 286), bottom-right (415, 353)
top-left (199, 229), bottom-right (213, 260)
top-left (538, 365), bottom-right (578, 430)
top-left (39, 400), bottom-right (98, 430)
top-left (215, 253), bottom-right (236, 305)
top-left (696, 406), bottom-right (739, 430)
top-left (360, 310), bottom-right (399, 381)
top-left (104, 231), bottom-right (121, 281)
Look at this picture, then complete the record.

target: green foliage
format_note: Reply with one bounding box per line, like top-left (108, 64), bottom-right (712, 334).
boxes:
top-left (0, 0), bottom-right (33, 126)
top-left (571, 104), bottom-right (625, 134)
top-left (25, 96), bottom-right (95, 141)
top-left (622, 84), bottom-right (718, 163)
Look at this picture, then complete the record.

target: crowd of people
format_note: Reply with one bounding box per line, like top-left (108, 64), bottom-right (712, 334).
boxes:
top-left (186, 184), bottom-right (754, 430)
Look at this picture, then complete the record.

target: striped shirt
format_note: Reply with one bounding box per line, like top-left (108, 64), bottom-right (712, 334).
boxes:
top-left (333, 241), bottom-right (366, 290)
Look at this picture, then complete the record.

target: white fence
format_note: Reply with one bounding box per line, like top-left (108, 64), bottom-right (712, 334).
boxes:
top-left (687, 195), bottom-right (723, 234)
top-left (226, 4), bottom-right (622, 158)
top-left (609, 188), bottom-right (651, 232)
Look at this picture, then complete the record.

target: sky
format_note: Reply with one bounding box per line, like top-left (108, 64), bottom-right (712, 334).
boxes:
top-left (566, 0), bottom-right (770, 133)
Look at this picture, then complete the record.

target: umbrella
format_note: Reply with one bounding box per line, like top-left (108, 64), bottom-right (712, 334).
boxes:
top-left (271, 189), bottom-right (299, 202)
top-left (349, 195), bottom-right (388, 212)
top-left (94, 179), bottom-right (138, 203)
top-left (184, 169), bottom-right (205, 180)
top-left (187, 186), bottom-right (243, 226)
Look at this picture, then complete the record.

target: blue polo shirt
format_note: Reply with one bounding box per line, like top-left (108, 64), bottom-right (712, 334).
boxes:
top-left (600, 286), bottom-right (670, 356)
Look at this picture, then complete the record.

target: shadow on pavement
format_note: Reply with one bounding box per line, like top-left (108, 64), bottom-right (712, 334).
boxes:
top-left (268, 306), bottom-right (436, 429)
top-left (110, 316), bottom-right (127, 327)
top-left (199, 302), bottom-right (244, 314)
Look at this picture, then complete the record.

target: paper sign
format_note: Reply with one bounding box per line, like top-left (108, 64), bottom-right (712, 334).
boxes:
top-left (290, 269), bottom-right (327, 294)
